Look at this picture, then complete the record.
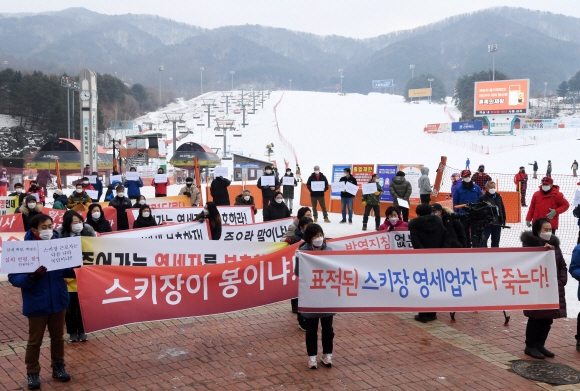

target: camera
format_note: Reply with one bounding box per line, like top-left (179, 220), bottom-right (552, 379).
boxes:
top-left (460, 200), bottom-right (500, 226)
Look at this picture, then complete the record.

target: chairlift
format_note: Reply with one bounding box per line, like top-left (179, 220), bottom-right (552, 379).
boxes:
top-left (233, 109), bottom-right (241, 114)
top-left (197, 123), bottom-right (205, 127)
top-left (218, 109), bottom-right (224, 112)
top-left (193, 115), bottom-right (200, 119)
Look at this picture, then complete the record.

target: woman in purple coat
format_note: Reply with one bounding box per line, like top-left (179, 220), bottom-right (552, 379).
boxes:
top-left (450, 173), bottom-right (460, 198)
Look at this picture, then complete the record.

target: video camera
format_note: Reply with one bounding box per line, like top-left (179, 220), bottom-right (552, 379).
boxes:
top-left (454, 200), bottom-right (501, 226)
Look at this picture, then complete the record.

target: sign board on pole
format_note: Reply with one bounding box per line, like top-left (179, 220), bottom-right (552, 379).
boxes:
top-left (372, 80), bottom-right (393, 88)
top-left (376, 165), bottom-right (398, 202)
top-left (474, 79), bottom-right (530, 116)
top-left (408, 88), bottom-right (431, 98)
top-left (331, 165), bottom-right (351, 197)
top-left (213, 167), bottom-right (229, 178)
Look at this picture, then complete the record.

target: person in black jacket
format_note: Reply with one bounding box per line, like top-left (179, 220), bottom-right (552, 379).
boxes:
top-left (431, 203), bottom-right (466, 248)
top-left (108, 186), bottom-right (132, 231)
top-left (257, 165), bottom-right (280, 212)
top-left (132, 195), bottom-right (147, 209)
top-left (306, 165), bottom-right (330, 223)
top-left (234, 190), bottom-right (258, 215)
top-left (9, 182), bottom-right (27, 209)
top-left (194, 202), bottom-right (222, 240)
top-left (264, 192), bottom-right (291, 222)
top-left (19, 195), bottom-right (43, 231)
top-left (339, 168), bottom-right (357, 224)
top-left (210, 176), bottom-right (231, 206)
top-left (477, 181), bottom-right (506, 248)
top-left (409, 203), bottom-right (459, 323)
top-left (86, 204), bottom-right (112, 233)
top-left (133, 205), bottom-right (158, 229)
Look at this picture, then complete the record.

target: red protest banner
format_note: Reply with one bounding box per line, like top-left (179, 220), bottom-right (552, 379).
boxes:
top-left (42, 207), bottom-right (118, 231)
top-left (76, 244), bottom-right (300, 332)
top-left (0, 213), bottom-right (25, 232)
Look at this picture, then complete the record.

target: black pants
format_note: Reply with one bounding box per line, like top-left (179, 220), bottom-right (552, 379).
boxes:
top-left (418, 312), bottom-right (437, 319)
top-left (305, 316), bottom-right (334, 356)
top-left (65, 292), bottom-right (84, 335)
top-left (400, 206), bottom-right (409, 223)
top-left (576, 312), bottom-right (580, 341)
top-left (420, 194), bottom-right (431, 204)
top-left (525, 318), bottom-right (552, 347)
top-left (262, 196), bottom-right (274, 212)
top-left (363, 204), bottom-right (380, 227)
top-left (461, 219), bottom-right (473, 247)
top-left (155, 193), bottom-right (166, 198)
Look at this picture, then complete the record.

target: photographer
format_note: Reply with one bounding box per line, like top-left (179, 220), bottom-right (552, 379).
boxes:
top-left (431, 203), bottom-right (466, 248)
top-left (452, 170), bottom-right (482, 247)
top-left (477, 181), bottom-right (506, 248)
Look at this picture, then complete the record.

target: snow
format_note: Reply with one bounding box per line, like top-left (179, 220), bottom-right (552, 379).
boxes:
top-left (0, 114), bottom-right (20, 129)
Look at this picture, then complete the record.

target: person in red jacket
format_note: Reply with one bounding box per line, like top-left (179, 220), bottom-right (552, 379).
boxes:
top-left (514, 166), bottom-right (529, 207)
top-left (151, 167), bottom-right (170, 197)
top-left (27, 180), bottom-right (46, 206)
top-left (526, 177), bottom-right (569, 234)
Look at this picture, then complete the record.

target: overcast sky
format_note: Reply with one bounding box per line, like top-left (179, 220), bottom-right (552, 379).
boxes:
top-left (3, 0), bottom-right (580, 38)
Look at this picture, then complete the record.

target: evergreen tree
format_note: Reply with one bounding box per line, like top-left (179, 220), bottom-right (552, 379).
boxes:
top-left (557, 81), bottom-right (569, 98)
top-left (453, 70), bottom-right (509, 120)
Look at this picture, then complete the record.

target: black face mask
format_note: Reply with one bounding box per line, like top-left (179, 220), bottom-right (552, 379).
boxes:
top-left (478, 168), bottom-right (484, 172)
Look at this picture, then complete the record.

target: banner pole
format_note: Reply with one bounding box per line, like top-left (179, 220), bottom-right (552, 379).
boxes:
top-left (194, 157), bottom-right (203, 206)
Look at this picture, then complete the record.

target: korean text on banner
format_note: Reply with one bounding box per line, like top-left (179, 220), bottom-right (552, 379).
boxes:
top-left (376, 165), bottom-right (397, 202)
top-left (81, 236), bottom-right (287, 267)
top-left (345, 182), bottom-right (359, 196)
top-left (2, 236), bottom-right (82, 274)
top-left (86, 190), bottom-right (99, 200)
top-left (220, 218), bottom-right (293, 242)
top-left (332, 182), bottom-right (346, 193)
top-left (125, 172), bottom-right (140, 181)
top-left (260, 176), bottom-right (275, 187)
top-left (297, 248), bottom-right (558, 313)
top-left (154, 174), bottom-right (168, 184)
top-left (104, 221), bottom-right (212, 240)
top-left (76, 244), bottom-right (300, 332)
top-left (282, 176), bottom-right (295, 186)
top-left (331, 165), bottom-right (351, 197)
top-left (474, 79), bottom-right (530, 116)
top-left (310, 181), bottom-right (325, 192)
top-left (0, 196), bottom-right (19, 216)
top-left (0, 214), bottom-right (25, 233)
top-left (214, 167), bottom-right (229, 178)
top-left (352, 164), bottom-right (374, 188)
top-left (362, 183), bottom-right (378, 195)
top-left (125, 205), bottom-right (254, 227)
top-left (399, 165), bottom-right (422, 202)
top-left (328, 230), bottom-right (413, 250)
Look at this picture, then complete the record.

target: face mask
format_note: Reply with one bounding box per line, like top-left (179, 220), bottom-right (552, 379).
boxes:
top-left (98, 177), bottom-right (103, 180)
top-left (38, 230), bottom-right (52, 240)
top-left (275, 199), bottom-right (283, 203)
top-left (83, 181), bottom-right (89, 185)
top-left (186, 182), bottom-right (193, 186)
top-left (314, 170), bottom-right (320, 174)
top-left (488, 189), bottom-right (496, 194)
top-left (117, 193), bottom-right (125, 198)
top-left (542, 185), bottom-right (551, 192)
top-left (27, 202), bottom-right (36, 209)
top-left (243, 196), bottom-right (250, 201)
top-left (463, 177), bottom-right (471, 183)
top-left (15, 188), bottom-right (22, 194)
top-left (76, 189), bottom-right (83, 194)
top-left (71, 223), bottom-right (84, 234)
top-left (539, 232), bottom-right (552, 241)
top-left (265, 170), bottom-right (272, 174)
top-left (478, 168), bottom-right (484, 172)
top-left (91, 212), bottom-right (101, 219)
top-left (312, 237), bottom-right (324, 247)
top-left (203, 208), bottom-right (209, 215)
top-left (139, 200), bottom-right (146, 205)
top-left (31, 185), bottom-right (37, 189)
top-left (389, 217), bottom-right (399, 224)
top-left (286, 171), bottom-right (291, 175)
top-left (142, 212), bottom-right (150, 218)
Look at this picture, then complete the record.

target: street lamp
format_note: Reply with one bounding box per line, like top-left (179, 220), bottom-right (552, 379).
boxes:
top-left (488, 44), bottom-right (497, 81)
top-left (289, 79), bottom-right (292, 90)
top-left (158, 64), bottom-right (164, 103)
top-left (428, 78), bottom-right (434, 103)
top-left (410, 64), bottom-right (415, 79)
top-left (200, 67), bottom-right (204, 95)
top-left (230, 71), bottom-right (235, 90)
top-left (339, 68), bottom-right (344, 93)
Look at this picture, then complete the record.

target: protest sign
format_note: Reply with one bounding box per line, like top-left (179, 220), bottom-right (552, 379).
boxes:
top-left (103, 221), bottom-right (212, 240)
top-left (332, 182), bottom-right (346, 193)
top-left (377, 164), bottom-right (398, 202)
top-left (220, 218), bottom-right (292, 242)
top-left (110, 175), bottom-right (122, 184)
top-left (1, 236), bottom-right (82, 273)
top-left (154, 174), bottom-right (167, 183)
top-left (76, 243), bottom-right (300, 332)
top-left (362, 182), bottom-right (377, 195)
top-left (125, 172), bottom-right (140, 181)
top-left (282, 176), bottom-right (295, 186)
top-left (397, 198), bottom-right (410, 208)
top-left (310, 181), bottom-right (325, 192)
top-left (297, 248), bottom-right (558, 313)
top-left (0, 196), bottom-right (19, 216)
top-left (99, 195), bottom-right (191, 210)
top-left (328, 230), bottom-right (412, 250)
top-left (352, 164), bottom-right (374, 187)
top-left (260, 175), bottom-right (275, 187)
top-left (86, 190), bottom-right (99, 200)
top-left (87, 175), bottom-right (97, 184)
top-left (42, 207), bottom-right (118, 231)
top-left (0, 214), bottom-right (26, 232)
top-left (126, 206), bottom-right (254, 227)
top-left (345, 182), bottom-right (358, 196)
top-left (214, 167), bottom-right (229, 178)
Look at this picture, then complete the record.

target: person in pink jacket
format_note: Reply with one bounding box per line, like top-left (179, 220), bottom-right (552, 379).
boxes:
top-left (379, 206), bottom-right (408, 231)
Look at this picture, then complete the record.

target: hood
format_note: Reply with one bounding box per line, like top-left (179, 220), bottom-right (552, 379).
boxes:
top-left (420, 167), bottom-right (429, 175)
top-left (408, 214), bottom-right (443, 234)
top-left (56, 194), bottom-right (68, 203)
top-left (392, 176), bottom-right (407, 185)
top-left (20, 203), bottom-right (43, 215)
top-left (520, 231), bottom-right (560, 248)
top-left (112, 180), bottom-right (121, 187)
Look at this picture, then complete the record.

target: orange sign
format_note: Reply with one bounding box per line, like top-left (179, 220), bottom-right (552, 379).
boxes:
top-left (352, 164), bottom-right (375, 187)
top-left (474, 79), bottom-right (529, 116)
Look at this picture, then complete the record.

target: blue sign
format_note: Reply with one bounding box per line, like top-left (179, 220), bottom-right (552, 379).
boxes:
top-left (377, 165), bottom-right (398, 202)
top-left (372, 79), bottom-right (393, 88)
top-left (234, 163), bottom-right (260, 168)
top-left (451, 121), bottom-right (483, 132)
top-left (331, 164), bottom-right (352, 197)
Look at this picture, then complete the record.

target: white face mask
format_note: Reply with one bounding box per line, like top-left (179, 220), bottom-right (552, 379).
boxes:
top-left (27, 202), bottom-right (36, 209)
top-left (243, 196), bottom-right (250, 201)
top-left (389, 217), bottom-right (399, 224)
top-left (275, 198), bottom-right (283, 203)
top-left (139, 200), bottom-right (146, 205)
top-left (312, 237), bottom-right (324, 247)
top-left (488, 188), bottom-right (496, 194)
top-left (91, 212), bottom-right (101, 219)
top-left (76, 189), bottom-right (83, 194)
top-left (15, 188), bottom-right (22, 194)
top-left (38, 229), bottom-right (52, 240)
top-left (117, 193), bottom-right (125, 198)
top-left (542, 185), bottom-right (551, 192)
top-left (539, 231), bottom-right (552, 241)
top-left (71, 223), bottom-right (84, 233)
top-left (82, 181), bottom-right (89, 185)
top-left (463, 177), bottom-right (471, 183)
top-left (142, 212), bottom-right (150, 218)
top-left (265, 170), bottom-right (272, 174)
top-left (314, 170), bottom-right (320, 174)
top-left (203, 208), bottom-right (209, 215)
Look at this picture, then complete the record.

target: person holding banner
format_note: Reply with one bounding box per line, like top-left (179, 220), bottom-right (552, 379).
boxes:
top-left (8, 214), bottom-right (74, 389)
top-left (194, 202), bottom-right (222, 240)
top-left (0, 167), bottom-right (8, 196)
top-left (234, 189), bottom-right (257, 215)
top-left (125, 167), bottom-right (144, 200)
top-left (389, 171), bottom-right (412, 222)
top-left (133, 205), bottom-right (158, 229)
top-left (264, 192), bottom-right (291, 222)
top-left (27, 180), bottom-right (45, 206)
top-left (66, 183), bottom-right (92, 210)
top-left (52, 189), bottom-right (69, 210)
top-left (151, 167), bottom-right (170, 197)
top-left (85, 204), bottom-right (112, 233)
top-left (178, 177), bottom-right (201, 206)
top-left (338, 168), bottom-right (357, 224)
top-left (362, 174), bottom-right (383, 231)
top-left (306, 165), bottom-right (330, 223)
top-left (132, 195), bottom-right (147, 208)
top-left (282, 168), bottom-right (298, 214)
top-left (9, 182), bottom-right (28, 209)
top-left (521, 218), bottom-right (567, 359)
top-left (19, 195), bottom-right (44, 232)
top-left (295, 223), bottom-right (334, 369)
top-left (210, 175), bottom-right (231, 206)
top-left (109, 186), bottom-right (132, 231)
top-left (258, 165), bottom-right (280, 211)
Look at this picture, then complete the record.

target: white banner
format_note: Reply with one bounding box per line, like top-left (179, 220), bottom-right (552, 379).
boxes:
top-left (81, 236), bottom-right (288, 266)
top-left (125, 172), bottom-right (141, 181)
top-left (1, 236), bottom-right (82, 273)
top-left (310, 181), bottom-right (325, 191)
top-left (126, 206), bottom-right (255, 227)
top-left (297, 248), bottom-right (559, 312)
top-left (103, 221), bottom-right (212, 240)
top-left (328, 230), bottom-right (412, 250)
top-left (154, 174), bottom-right (167, 183)
top-left (260, 176), bottom-right (275, 187)
top-left (220, 218), bottom-right (293, 242)
top-left (345, 182), bottom-right (358, 196)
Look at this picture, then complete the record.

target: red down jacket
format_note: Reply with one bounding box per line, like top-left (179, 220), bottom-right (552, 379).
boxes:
top-left (525, 185), bottom-right (569, 230)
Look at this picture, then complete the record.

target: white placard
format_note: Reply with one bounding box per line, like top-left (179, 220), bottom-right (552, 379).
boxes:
top-left (1, 241), bottom-right (39, 273)
top-left (86, 190), bottom-right (99, 200)
top-left (345, 182), bottom-right (359, 196)
top-left (125, 172), bottom-right (141, 181)
top-left (397, 198), bottom-right (410, 208)
top-left (87, 175), bottom-right (97, 184)
top-left (37, 236), bottom-right (83, 271)
top-left (332, 182), bottom-right (346, 192)
top-left (310, 181), bottom-right (325, 192)
top-left (282, 176), bottom-right (295, 186)
top-left (260, 175), bottom-right (275, 187)
top-left (110, 175), bottom-right (123, 184)
top-left (214, 167), bottom-right (229, 178)
top-left (154, 174), bottom-right (168, 184)
top-left (362, 183), bottom-right (378, 195)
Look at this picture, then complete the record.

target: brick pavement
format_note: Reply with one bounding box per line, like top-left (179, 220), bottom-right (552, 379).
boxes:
top-left (1, 280), bottom-right (580, 391)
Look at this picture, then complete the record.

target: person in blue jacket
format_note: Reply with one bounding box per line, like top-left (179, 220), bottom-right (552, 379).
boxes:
top-left (124, 167), bottom-right (143, 200)
top-left (569, 243), bottom-right (580, 353)
top-left (452, 169), bottom-right (482, 248)
top-left (8, 214), bottom-right (75, 389)
top-left (92, 171), bottom-right (103, 201)
top-left (105, 180), bottom-right (122, 201)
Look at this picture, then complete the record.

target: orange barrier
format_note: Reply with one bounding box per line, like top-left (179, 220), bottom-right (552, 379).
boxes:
top-left (205, 184), bottom-right (244, 206)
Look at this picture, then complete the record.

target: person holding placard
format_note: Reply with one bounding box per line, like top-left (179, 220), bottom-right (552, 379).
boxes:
top-left (179, 177), bottom-right (201, 206)
top-left (109, 185), bottom-right (133, 231)
top-left (151, 167), bottom-right (170, 197)
top-left (210, 175), bottom-right (232, 206)
top-left (27, 180), bottom-right (45, 206)
top-left (9, 182), bottom-right (28, 209)
top-left (338, 168), bottom-right (357, 224)
top-left (389, 171), bottom-right (412, 222)
top-left (193, 202), bottom-right (222, 240)
top-left (8, 214), bottom-right (75, 389)
top-left (19, 195), bottom-right (44, 232)
top-left (257, 165), bottom-right (280, 212)
top-left (125, 167), bottom-right (144, 200)
top-left (234, 189), bottom-right (257, 215)
top-left (52, 189), bottom-right (69, 210)
top-left (263, 192), bottom-right (291, 222)
top-left (282, 168), bottom-right (298, 214)
top-left (66, 183), bottom-right (92, 211)
top-left (361, 174), bottom-right (383, 231)
top-left (306, 165), bottom-right (330, 223)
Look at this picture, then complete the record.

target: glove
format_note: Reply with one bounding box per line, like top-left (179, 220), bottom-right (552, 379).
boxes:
top-left (547, 208), bottom-right (556, 219)
top-left (183, 192), bottom-right (191, 197)
top-left (28, 266), bottom-right (47, 281)
top-left (374, 191), bottom-right (380, 196)
top-left (362, 201), bottom-right (367, 206)
top-left (526, 221), bottom-right (532, 227)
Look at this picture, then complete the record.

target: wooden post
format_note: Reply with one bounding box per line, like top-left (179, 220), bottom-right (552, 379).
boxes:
top-left (194, 157), bottom-right (203, 206)
top-left (54, 158), bottom-right (62, 189)
top-left (432, 156), bottom-right (447, 202)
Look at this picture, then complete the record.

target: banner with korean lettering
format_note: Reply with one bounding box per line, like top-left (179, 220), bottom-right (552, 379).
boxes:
top-left (297, 248), bottom-right (559, 313)
top-left (99, 195), bottom-right (191, 210)
top-left (102, 221), bottom-right (212, 240)
top-left (220, 218), bottom-right (292, 242)
top-left (352, 164), bottom-right (374, 188)
top-left (80, 237), bottom-right (287, 267)
top-left (0, 214), bottom-right (25, 233)
top-left (76, 243), bottom-right (299, 332)
top-left (126, 206), bottom-right (254, 227)
top-left (376, 165), bottom-right (398, 202)
top-left (328, 230), bottom-right (413, 250)
top-left (0, 196), bottom-right (19, 216)
top-left (42, 207), bottom-right (118, 231)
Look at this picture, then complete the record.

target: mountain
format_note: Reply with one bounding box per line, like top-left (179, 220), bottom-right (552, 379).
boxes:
top-left (0, 7), bottom-right (579, 96)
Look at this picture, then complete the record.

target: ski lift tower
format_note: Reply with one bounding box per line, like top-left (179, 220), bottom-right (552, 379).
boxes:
top-left (221, 92), bottom-right (233, 115)
top-left (202, 99), bottom-right (216, 128)
top-left (214, 119), bottom-right (237, 160)
top-left (163, 113), bottom-right (185, 157)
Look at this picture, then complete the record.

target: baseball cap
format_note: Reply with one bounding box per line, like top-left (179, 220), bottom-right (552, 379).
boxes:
top-left (541, 177), bottom-right (553, 185)
top-left (461, 170), bottom-right (471, 178)
top-left (430, 203), bottom-right (443, 212)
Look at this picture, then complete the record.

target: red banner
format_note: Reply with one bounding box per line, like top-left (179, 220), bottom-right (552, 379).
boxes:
top-left (76, 244), bottom-right (300, 332)
top-left (0, 214), bottom-right (25, 232)
top-left (42, 207), bottom-right (118, 231)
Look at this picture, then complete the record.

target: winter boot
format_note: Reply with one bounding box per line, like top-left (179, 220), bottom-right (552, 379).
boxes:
top-left (376, 224), bottom-right (380, 231)
top-left (536, 345), bottom-right (555, 357)
top-left (362, 223), bottom-right (367, 231)
top-left (524, 346), bottom-right (545, 359)
top-left (576, 341), bottom-right (580, 353)
top-left (314, 217), bottom-right (318, 223)
top-left (324, 217), bottom-right (331, 223)
top-left (27, 373), bottom-right (40, 390)
top-left (52, 362), bottom-right (71, 382)
top-left (289, 208), bottom-right (292, 214)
